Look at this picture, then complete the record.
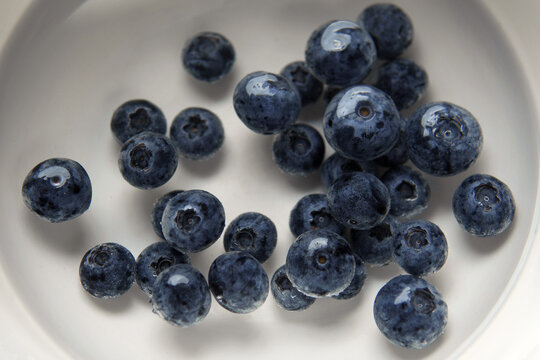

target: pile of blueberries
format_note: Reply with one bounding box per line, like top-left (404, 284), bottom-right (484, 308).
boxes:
top-left (21, 3), bottom-right (516, 351)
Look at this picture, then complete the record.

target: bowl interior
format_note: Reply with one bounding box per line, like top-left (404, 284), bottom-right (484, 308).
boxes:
top-left (0, 0), bottom-right (537, 359)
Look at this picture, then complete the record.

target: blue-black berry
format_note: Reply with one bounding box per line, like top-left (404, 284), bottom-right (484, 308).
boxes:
top-left (182, 32), bottom-right (235, 82)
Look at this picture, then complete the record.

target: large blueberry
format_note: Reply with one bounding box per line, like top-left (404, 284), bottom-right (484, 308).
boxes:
top-left (394, 220), bottom-right (448, 276)
top-left (271, 265), bottom-right (315, 311)
top-left (373, 275), bottom-right (447, 349)
top-left (169, 107), bottom-right (224, 160)
top-left (374, 58), bottom-right (428, 110)
top-left (208, 251), bottom-right (269, 314)
top-left (135, 242), bottom-right (190, 297)
top-left (118, 132), bottom-right (178, 189)
top-left (305, 20), bottom-right (376, 86)
top-left (151, 264), bottom-right (211, 327)
top-left (79, 242), bottom-right (135, 299)
top-left (280, 61), bottom-right (323, 106)
top-left (182, 32), bottom-right (235, 82)
top-left (289, 193), bottom-right (345, 237)
top-left (381, 165), bottom-right (430, 218)
top-left (350, 215), bottom-right (398, 266)
top-left (161, 190), bottom-right (225, 253)
top-left (452, 174), bottom-right (515, 237)
top-left (286, 229), bottom-right (355, 298)
top-left (151, 190), bottom-right (184, 239)
top-left (233, 71), bottom-right (301, 135)
top-left (320, 152), bottom-right (376, 190)
top-left (223, 212), bottom-right (277, 263)
top-left (406, 102), bottom-right (483, 176)
top-left (331, 254), bottom-right (366, 300)
top-left (272, 123), bottom-right (325, 175)
top-left (22, 158), bottom-right (92, 223)
top-left (358, 4), bottom-right (413, 60)
top-left (327, 172), bottom-right (390, 230)
top-left (110, 99), bottom-right (167, 144)
top-left (324, 85), bottom-right (401, 162)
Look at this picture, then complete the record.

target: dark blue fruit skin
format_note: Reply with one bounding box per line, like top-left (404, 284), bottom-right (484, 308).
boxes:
top-left (110, 99), bottom-right (167, 144)
top-left (135, 242), bottom-right (190, 297)
top-left (22, 158), bottom-right (92, 223)
top-left (233, 71), bottom-right (301, 135)
top-left (394, 220), bottom-right (448, 276)
top-left (320, 152), bottom-right (376, 190)
top-left (332, 254), bottom-right (366, 300)
top-left (324, 85), bottom-right (401, 162)
top-left (305, 20), bottom-right (376, 86)
top-left (271, 265), bottom-right (315, 311)
top-left (358, 4), bottom-right (413, 60)
top-left (79, 242), bottom-right (136, 299)
top-left (381, 165), bottom-right (431, 218)
top-left (151, 190), bottom-right (184, 239)
top-left (374, 120), bottom-right (408, 167)
top-left (272, 123), bottom-right (325, 175)
top-left (375, 58), bottom-right (428, 111)
top-left (289, 193), bottom-right (345, 237)
top-left (169, 107), bottom-right (225, 160)
top-left (118, 132), bottom-right (178, 189)
top-left (162, 190), bottom-right (225, 253)
top-left (151, 264), bottom-right (211, 327)
top-left (350, 215), bottom-right (398, 266)
top-left (452, 174), bottom-right (515, 237)
top-left (406, 102), bottom-right (483, 176)
top-left (327, 172), bottom-right (390, 230)
top-left (223, 212), bottom-right (277, 263)
top-left (286, 229), bottom-right (355, 298)
top-left (208, 251), bottom-right (269, 314)
top-left (280, 61), bottom-right (323, 106)
top-left (323, 85), bottom-right (343, 105)
top-left (373, 275), bottom-right (448, 349)
top-left (182, 32), bottom-right (235, 82)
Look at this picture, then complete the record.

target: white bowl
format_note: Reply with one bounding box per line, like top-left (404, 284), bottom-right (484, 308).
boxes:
top-left (1, 0), bottom-right (539, 359)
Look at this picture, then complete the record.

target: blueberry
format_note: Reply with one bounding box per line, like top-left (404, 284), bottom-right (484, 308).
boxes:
top-left (327, 172), bottom-right (390, 230)
top-left (381, 165), bottom-right (431, 218)
top-left (135, 242), bottom-right (190, 297)
top-left (182, 32), bottom-right (235, 82)
top-left (350, 215), bottom-right (398, 266)
top-left (79, 242), bottom-right (135, 299)
top-left (289, 193), bottom-right (345, 237)
top-left (394, 220), bottom-right (448, 276)
top-left (151, 264), bottom-right (211, 327)
top-left (151, 190), bottom-right (184, 239)
top-left (374, 58), bottom-right (428, 111)
top-left (332, 254), bottom-right (366, 300)
top-left (286, 229), bottom-right (355, 298)
top-left (358, 4), bottom-right (413, 60)
top-left (323, 85), bottom-right (401, 162)
top-left (169, 107), bottom-right (225, 160)
top-left (452, 174), bottom-right (515, 237)
top-left (22, 158), bottom-right (92, 223)
top-left (373, 275), bottom-right (447, 349)
top-left (406, 102), bottom-right (483, 176)
top-left (110, 99), bottom-right (167, 144)
top-left (271, 265), bottom-right (315, 311)
top-left (233, 71), bottom-right (301, 135)
top-left (374, 120), bottom-right (408, 167)
top-left (280, 61), bottom-right (323, 106)
top-left (272, 123), bottom-right (325, 175)
top-left (208, 251), bottom-right (269, 314)
top-left (223, 212), bottom-right (277, 263)
top-left (320, 152), bottom-right (376, 190)
top-left (161, 190), bottom-right (225, 253)
top-left (305, 20), bottom-right (376, 86)
top-left (118, 132), bottom-right (178, 189)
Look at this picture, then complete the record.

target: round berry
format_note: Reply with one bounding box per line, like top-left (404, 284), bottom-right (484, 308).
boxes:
top-left (280, 61), bottom-right (323, 106)
top-left (110, 99), bottom-right (167, 144)
top-left (271, 265), bottom-right (315, 311)
top-left (381, 165), bottom-right (431, 218)
top-left (22, 158), bottom-right (92, 223)
top-left (289, 193), bottom-right (345, 237)
top-left (320, 152), bottom-right (376, 190)
top-left (452, 174), bottom-right (515, 237)
top-left (350, 215), bottom-right (399, 266)
top-left (182, 32), bottom-right (235, 82)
